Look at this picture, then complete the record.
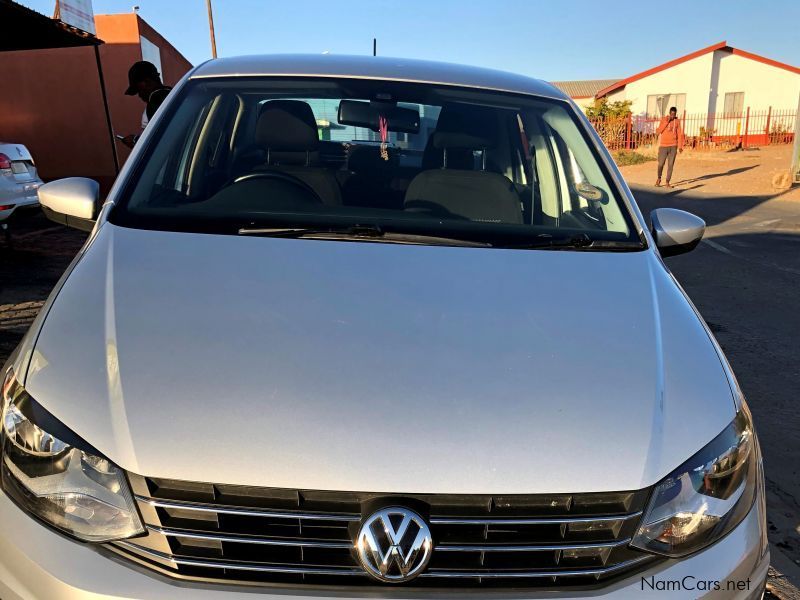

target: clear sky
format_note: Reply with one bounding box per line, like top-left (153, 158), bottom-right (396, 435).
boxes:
top-left (18, 0), bottom-right (800, 81)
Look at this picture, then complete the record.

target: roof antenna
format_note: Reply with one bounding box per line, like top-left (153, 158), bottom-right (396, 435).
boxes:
top-left (373, 38), bottom-right (377, 57)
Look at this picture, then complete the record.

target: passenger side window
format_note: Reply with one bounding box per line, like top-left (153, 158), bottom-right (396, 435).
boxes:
top-left (538, 109), bottom-right (629, 235)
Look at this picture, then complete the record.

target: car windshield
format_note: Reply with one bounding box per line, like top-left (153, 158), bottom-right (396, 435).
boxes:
top-left (111, 78), bottom-right (643, 250)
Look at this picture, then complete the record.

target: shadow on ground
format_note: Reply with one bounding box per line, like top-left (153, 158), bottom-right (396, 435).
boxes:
top-left (630, 182), bottom-right (780, 227)
top-left (670, 164), bottom-right (758, 186)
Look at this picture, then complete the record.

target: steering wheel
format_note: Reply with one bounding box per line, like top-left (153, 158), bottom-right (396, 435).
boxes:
top-left (231, 171), bottom-right (323, 204)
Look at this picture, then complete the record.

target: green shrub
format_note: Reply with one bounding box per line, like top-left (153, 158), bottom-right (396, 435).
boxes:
top-left (585, 98), bottom-right (633, 119)
top-left (613, 150), bottom-right (655, 166)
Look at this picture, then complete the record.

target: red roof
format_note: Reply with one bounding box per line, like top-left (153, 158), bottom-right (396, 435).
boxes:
top-left (596, 41), bottom-right (800, 98)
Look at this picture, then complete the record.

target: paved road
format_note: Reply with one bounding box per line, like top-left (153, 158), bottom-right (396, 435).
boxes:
top-left (632, 184), bottom-right (800, 590)
top-left (2, 196), bottom-right (800, 595)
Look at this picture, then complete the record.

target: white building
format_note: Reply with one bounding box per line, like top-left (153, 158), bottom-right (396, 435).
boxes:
top-left (595, 41), bottom-right (800, 118)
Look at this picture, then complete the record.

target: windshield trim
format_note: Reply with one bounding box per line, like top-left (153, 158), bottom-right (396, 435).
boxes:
top-left (108, 76), bottom-right (646, 252)
top-left (189, 71), bottom-right (567, 103)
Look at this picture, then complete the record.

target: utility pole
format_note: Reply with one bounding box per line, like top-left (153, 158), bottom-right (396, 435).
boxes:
top-left (372, 38), bottom-right (376, 57)
top-left (206, 0), bottom-right (218, 59)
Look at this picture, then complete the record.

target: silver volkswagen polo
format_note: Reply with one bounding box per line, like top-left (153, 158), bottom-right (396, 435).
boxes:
top-left (1, 55), bottom-right (767, 599)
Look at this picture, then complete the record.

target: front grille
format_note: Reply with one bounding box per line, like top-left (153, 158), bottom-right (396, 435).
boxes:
top-left (111, 475), bottom-right (659, 589)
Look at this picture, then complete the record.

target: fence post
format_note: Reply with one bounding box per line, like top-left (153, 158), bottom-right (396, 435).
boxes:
top-left (765, 106), bottom-right (772, 145)
top-left (625, 114), bottom-right (632, 150)
top-left (792, 94), bottom-right (800, 183)
top-left (681, 110), bottom-right (687, 149)
top-left (744, 107), bottom-right (750, 148)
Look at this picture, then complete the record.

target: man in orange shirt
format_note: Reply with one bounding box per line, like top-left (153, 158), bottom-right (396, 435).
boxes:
top-left (655, 106), bottom-right (685, 188)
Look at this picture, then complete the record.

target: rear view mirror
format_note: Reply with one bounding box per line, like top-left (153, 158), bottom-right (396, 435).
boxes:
top-left (338, 100), bottom-right (420, 134)
top-left (650, 208), bottom-right (705, 257)
top-left (38, 177), bottom-right (99, 232)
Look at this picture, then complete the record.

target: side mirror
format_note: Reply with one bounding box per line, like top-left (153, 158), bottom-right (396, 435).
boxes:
top-left (38, 177), bottom-right (99, 232)
top-left (650, 208), bottom-right (705, 257)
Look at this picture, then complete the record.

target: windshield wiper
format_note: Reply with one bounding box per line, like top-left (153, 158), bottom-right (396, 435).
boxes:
top-left (237, 224), bottom-right (491, 247)
top-left (238, 224), bottom-right (385, 238)
top-left (502, 232), bottom-right (594, 249)
top-left (507, 233), bottom-right (642, 251)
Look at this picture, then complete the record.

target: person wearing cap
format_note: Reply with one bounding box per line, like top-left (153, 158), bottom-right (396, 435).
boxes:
top-left (119, 61), bottom-right (172, 149)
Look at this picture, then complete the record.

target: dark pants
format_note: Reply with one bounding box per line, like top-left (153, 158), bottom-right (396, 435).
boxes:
top-left (657, 146), bottom-right (678, 181)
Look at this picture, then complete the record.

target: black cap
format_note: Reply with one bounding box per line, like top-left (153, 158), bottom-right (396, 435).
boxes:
top-left (125, 61), bottom-right (160, 95)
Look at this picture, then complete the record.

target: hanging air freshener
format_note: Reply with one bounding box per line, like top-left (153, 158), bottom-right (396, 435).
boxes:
top-left (378, 115), bottom-right (389, 161)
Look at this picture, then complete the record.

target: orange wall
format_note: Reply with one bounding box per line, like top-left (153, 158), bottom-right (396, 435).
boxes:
top-left (0, 46), bottom-right (117, 190)
top-left (95, 14), bottom-right (192, 166)
top-left (95, 13), bottom-right (143, 167)
top-left (0, 13), bottom-right (192, 194)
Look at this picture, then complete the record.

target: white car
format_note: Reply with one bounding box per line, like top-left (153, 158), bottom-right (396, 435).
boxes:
top-left (0, 142), bottom-right (43, 233)
top-left (1, 55), bottom-right (767, 599)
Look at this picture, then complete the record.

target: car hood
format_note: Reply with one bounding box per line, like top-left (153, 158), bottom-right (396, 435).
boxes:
top-left (25, 224), bottom-right (735, 494)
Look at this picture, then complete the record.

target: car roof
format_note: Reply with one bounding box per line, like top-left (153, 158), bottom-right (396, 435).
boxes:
top-left (190, 54), bottom-right (568, 101)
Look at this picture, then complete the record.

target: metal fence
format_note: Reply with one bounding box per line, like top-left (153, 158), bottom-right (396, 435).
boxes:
top-left (588, 107), bottom-right (797, 152)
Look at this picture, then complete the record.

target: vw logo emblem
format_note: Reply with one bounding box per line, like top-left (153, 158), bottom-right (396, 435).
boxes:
top-left (355, 506), bottom-right (433, 583)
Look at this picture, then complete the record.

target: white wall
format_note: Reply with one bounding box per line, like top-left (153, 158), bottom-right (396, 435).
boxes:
top-left (140, 35), bottom-right (163, 77)
top-left (610, 52), bottom-right (714, 116)
top-left (573, 97), bottom-right (596, 112)
top-left (602, 50), bottom-right (800, 117)
top-left (604, 88), bottom-right (627, 106)
top-left (714, 53), bottom-right (800, 112)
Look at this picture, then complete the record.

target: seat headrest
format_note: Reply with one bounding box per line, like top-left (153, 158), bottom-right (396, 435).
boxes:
top-left (431, 103), bottom-right (497, 150)
top-left (256, 100), bottom-right (319, 152)
top-left (433, 131), bottom-right (493, 150)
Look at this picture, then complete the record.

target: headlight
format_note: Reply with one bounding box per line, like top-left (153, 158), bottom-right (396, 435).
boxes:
top-left (1, 369), bottom-right (144, 542)
top-left (631, 408), bottom-right (758, 557)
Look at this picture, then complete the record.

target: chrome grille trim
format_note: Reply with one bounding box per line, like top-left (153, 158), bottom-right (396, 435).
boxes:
top-left (429, 512), bottom-right (643, 525)
top-left (146, 523), bottom-right (632, 552)
top-left (117, 477), bottom-right (659, 589)
top-left (115, 541), bottom-right (652, 580)
top-left (420, 557), bottom-right (653, 579)
top-left (136, 494), bottom-right (641, 527)
top-left (135, 495), bottom-right (360, 521)
top-left (174, 559), bottom-right (364, 577)
top-left (147, 525), bottom-right (353, 549)
top-left (116, 541), bottom-right (177, 566)
top-left (436, 538), bottom-right (632, 552)
top-left (116, 542), bottom-right (364, 576)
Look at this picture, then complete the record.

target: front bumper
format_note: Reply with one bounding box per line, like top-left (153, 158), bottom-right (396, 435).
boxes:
top-left (0, 486), bottom-right (768, 600)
